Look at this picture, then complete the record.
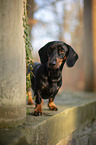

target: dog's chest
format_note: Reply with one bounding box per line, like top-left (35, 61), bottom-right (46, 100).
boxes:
top-left (39, 75), bottom-right (61, 99)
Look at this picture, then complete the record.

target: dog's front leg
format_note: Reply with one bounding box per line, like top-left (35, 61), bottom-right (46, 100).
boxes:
top-left (48, 84), bottom-right (59, 111)
top-left (27, 88), bottom-right (34, 105)
top-left (33, 92), bottom-right (43, 116)
top-left (33, 101), bottom-right (43, 116)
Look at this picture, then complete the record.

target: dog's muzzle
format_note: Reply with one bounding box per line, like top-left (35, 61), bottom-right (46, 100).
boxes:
top-left (48, 59), bottom-right (60, 69)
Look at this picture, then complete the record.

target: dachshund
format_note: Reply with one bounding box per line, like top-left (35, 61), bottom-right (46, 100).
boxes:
top-left (27, 41), bottom-right (78, 116)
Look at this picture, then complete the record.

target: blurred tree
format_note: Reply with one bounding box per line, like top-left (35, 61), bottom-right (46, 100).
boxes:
top-left (92, 0), bottom-right (96, 91)
top-left (27, 0), bottom-right (38, 36)
top-left (84, 0), bottom-right (94, 91)
top-left (27, 0), bottom-right (89, 91)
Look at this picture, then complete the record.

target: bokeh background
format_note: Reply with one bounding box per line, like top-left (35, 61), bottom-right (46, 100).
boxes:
top-left (27, 0), bottom-right (96, 92)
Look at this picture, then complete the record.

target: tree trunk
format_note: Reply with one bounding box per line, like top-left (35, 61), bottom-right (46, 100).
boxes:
top-left (92, 0), bottom-right (96, 91)
top-left (27, 0), bottom-right (35, 37)
top-left (84, 0), bottom-right (94, 91)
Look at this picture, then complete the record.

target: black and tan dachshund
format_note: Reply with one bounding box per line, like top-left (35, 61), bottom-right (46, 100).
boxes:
top-left (28, 41), bottom-right (78, 116)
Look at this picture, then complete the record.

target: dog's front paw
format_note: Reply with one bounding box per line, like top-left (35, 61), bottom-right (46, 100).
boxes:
top-left (33, 104), bottom-right (43, 116)
top-left (33, 110), bottom-right (43, 116)
top-left (48, 102), bottom-right (58, 111)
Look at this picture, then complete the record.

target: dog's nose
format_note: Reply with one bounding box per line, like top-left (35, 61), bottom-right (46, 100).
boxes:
top-left (49, 61), bottom-right (56, 66)
top-left (49, 60), bottom-right (56, 67)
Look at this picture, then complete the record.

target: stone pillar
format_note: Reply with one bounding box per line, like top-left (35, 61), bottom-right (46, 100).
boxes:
top-left (0, 0), bottom-right (26, 128)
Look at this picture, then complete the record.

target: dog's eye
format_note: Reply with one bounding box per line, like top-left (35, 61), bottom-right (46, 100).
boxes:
top-left (59, 50), bottom-right (64, 54)
top-left (58, 46), bottom-right (64, 53)
top-left (58, 48), bottom-right (66, 59)
top-left (58, 48), bottom-right (65, 54)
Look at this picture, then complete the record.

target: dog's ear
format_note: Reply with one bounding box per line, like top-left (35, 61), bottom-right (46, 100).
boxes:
top-left (38, 42), bottom-right (52, 64)
top-left (66, 45), bottom-right (78, 67)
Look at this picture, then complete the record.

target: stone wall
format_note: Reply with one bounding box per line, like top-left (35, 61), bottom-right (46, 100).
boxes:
top-left (0, 0), bottom-right (26, 128)
top-left (57, 120), bottom-right (96, 145)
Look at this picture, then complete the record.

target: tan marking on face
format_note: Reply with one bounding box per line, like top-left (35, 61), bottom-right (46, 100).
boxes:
top-left (59, 59), bottom-right (63, 65)
top-left (59, 50), bottom-right (64, 54)
top-left (64, 56), bottom-right (66, 60)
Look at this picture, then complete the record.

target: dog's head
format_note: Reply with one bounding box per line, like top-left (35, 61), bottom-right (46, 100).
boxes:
top-left (38, 41), bottom-right (78, 70)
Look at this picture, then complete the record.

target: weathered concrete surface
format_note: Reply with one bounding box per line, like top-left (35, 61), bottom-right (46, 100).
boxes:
top-left (0, 0), bottom-right (26, 128)
top-left (0, 91), bottom-right (96, 145)
top-left (57, 120), bottom-right (96, 145)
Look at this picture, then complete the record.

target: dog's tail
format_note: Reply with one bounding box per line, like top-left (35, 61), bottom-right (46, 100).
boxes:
top-left (27, 62), bottom-right (40, 75)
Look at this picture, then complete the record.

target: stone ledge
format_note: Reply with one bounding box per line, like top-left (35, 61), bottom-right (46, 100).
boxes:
top-left (57, 120), bottom-right (96, 145)
top-left (0, 91), bottom-right (96, 145)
